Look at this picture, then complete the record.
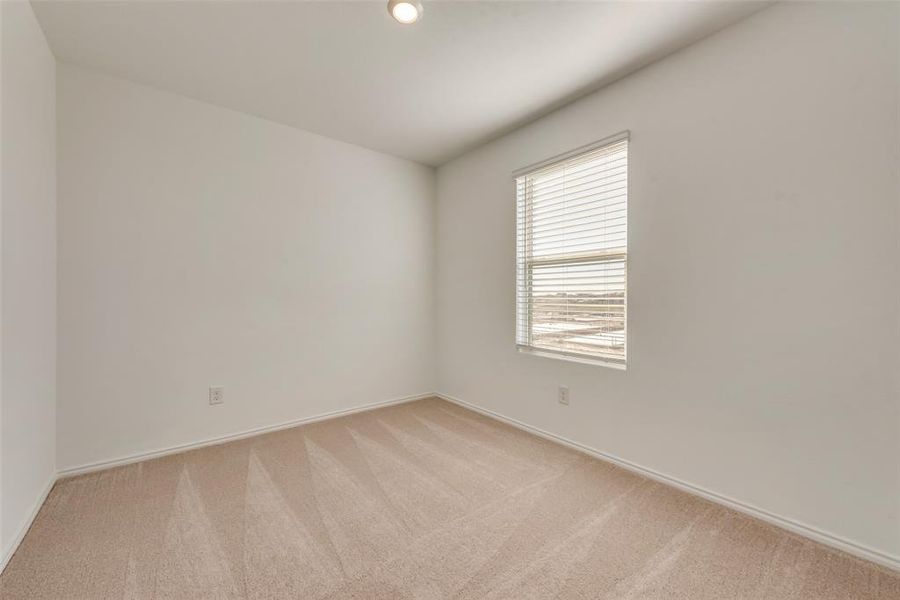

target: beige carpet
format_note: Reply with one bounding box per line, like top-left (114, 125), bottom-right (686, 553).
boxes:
top-left (1, 397), bottom-right (897, 599)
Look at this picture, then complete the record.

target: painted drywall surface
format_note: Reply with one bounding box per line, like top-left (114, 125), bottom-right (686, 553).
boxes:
top-left (1, 1), bottom-right (58, 555)
top-left (436, 1), bottom-right (900, 558)
top-left (57, 65), bottom-right (435, 470)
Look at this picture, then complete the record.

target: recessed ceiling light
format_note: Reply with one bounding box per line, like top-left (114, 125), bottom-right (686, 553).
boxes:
top-left (388, 0), bottom-right (423, 25)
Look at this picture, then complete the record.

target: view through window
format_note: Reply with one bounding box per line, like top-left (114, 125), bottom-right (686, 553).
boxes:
top-left (515, 134), bottom-right (628, 365)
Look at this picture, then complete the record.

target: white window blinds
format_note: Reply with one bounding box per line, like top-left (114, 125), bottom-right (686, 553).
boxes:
top-left (515, 133), bottom-right (628, 366)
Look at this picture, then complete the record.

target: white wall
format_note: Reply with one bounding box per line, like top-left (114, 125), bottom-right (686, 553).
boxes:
top-left (57, 65), bottom-right (435, 471)
top-left (436, 1), bottom-right (900, 561)
top-left (0, 0), bottom-right (57, 559)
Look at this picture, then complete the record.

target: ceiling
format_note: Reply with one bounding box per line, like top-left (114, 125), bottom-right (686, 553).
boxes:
top-left (33, 1), bottom-right (770, 166)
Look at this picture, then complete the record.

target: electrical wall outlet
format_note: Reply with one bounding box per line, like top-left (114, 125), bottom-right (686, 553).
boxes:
top-left (209, 386), bottom-right (224, 405)
top-left (558, 385), bottom-right (570, 405)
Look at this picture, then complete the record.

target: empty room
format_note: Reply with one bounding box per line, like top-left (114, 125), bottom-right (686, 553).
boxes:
top-left (2, 0), bottom-right (899, 598)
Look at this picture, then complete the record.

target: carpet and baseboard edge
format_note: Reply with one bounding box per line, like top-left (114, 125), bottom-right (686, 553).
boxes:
top-left (0, 475), bottom-right (56, 575)
top-left (1, 391), bottom-right (435, 576)
top-left (56, 392), bottom-right (436, 479)
top-left (4, 390), bottom-right (897, 576)
top-left (435, 391), bottom-right (900, 573)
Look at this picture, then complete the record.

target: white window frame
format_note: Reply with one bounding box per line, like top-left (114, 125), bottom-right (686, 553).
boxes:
top-left (514, 131), bottom-right (629, 369)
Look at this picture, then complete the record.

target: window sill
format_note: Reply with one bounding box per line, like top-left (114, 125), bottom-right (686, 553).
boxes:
top-left (517, 346), bottom-right (626, 371)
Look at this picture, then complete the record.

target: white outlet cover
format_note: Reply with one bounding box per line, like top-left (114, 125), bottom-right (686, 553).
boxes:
top-left (209, 386), bottom-right (224, 405)
top-left (558, 385), bottom-right (570, 405)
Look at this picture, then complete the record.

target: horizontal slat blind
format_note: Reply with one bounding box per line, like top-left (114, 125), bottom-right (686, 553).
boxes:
top-left (516, 135), bottom-right (628, 365)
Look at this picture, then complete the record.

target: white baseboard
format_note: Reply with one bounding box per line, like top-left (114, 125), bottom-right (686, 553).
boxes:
top-left (58, 392), bottom-right (435, 478)
top-left (436, 392), bottom-right (900, 573)
top-left (1, 475), bottom-right (56, 575)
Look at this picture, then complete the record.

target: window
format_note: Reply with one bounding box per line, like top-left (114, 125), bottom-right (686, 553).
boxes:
top-left (515, 132), bottom-right (628, 367)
